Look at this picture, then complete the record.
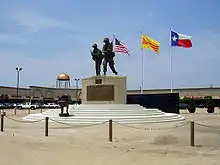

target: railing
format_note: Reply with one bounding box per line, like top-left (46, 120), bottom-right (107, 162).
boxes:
top-left (1, 110), bottom-right (220, 147)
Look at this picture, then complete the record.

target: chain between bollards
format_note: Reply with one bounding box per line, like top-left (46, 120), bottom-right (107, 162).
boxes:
top-left (190, 121), bottom-right (194, 147)
top-left (109, 119), bottom-right (113, 142)
top-left (45, 117), bottom-right (49, 137)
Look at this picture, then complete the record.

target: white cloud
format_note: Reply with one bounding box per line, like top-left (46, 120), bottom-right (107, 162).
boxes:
top-left (0, 33), bottom-right (35, 45)
top-left (0, 11), bottom-right (79, 45)
top-left (12, 11), bottom-right (73, 32)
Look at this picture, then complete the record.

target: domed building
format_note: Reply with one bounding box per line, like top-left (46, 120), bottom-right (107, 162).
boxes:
top-left (28, 72), bottom-right (80, 103)
top-left (56, 72), bottom-right (71, 88)
top-left (0, 71), bottom-right (220, 106)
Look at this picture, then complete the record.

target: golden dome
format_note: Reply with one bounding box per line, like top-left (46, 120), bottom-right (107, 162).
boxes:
top-left (57, 72), bottom-right (70, 81)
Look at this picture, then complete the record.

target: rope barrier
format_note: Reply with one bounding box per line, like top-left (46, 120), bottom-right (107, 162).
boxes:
top-left (3, 114), bottom-right (220, 131)
top-left (2, 115), bottom-right (220, 146)
top-left (5, 115), bottom-right (45, 123)
top-left (194, 122), bottom-right (220, 130)
top-left (49, 118), bottom-right (109, 129)
top-left (113, 121), bottom-right (189, 131)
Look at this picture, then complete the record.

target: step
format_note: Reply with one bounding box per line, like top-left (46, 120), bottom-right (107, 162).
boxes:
top-left (23, 115), bottom-right (184, 124)
top-left (44, 109), bottom-right (161, 113)
top-left (41, 113), bottom-right (165, 117)
top-left (69, 105), bottom-right (155, 109)
top-left (42, 110), bottom-right (165, 116)
top-left (23, 113), bottom-right (181, 120)
top-left (22, 104), bottom-right (184, 125)
top-left (69, 107), bottom-right (154, 110)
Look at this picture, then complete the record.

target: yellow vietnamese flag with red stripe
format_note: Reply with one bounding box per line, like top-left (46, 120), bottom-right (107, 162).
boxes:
top-left (141, 34), bottom-right (160, 55)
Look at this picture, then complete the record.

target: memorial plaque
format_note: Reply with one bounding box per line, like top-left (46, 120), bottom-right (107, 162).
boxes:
top-left (95, 78), bottom-right (102, 84)
top-left (87, 85), bottom-right (114, 101)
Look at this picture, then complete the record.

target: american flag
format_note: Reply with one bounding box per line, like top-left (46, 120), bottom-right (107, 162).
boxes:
top-left (114, 38), bottom-right (129, 55)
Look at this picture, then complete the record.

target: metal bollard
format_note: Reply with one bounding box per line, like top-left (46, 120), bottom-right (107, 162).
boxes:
top-left (190, 121), bottom-right (195, 147)
top-left (28, 109), bottom-right (30, 114)
top-left (14, 108), bottom-right (17, 115)
top-left (1, 113), bottom-right (5, 132)
top-left (109, 119), bottom-right (113, 142)
top-left (45, 117), bottom-right (49, 137)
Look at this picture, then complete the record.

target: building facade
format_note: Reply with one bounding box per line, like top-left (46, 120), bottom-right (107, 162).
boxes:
top-left (1, 85), bottom-right (220, 103)
top-left (0, 72), bottom-right (80, 103)
top-left (127, 87), bottom-right (220, 99)
top-left (1, 72), bottom-right (220, 102)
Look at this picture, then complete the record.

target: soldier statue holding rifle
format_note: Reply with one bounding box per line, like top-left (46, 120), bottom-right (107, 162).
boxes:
top-left (90, 43), bottom-right (103, 76)
top-left (102, 38), bottom-right (118, 75)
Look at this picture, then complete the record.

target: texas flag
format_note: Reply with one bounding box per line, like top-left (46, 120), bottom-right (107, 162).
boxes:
top-left (171, 30), bottom-right (192, 48)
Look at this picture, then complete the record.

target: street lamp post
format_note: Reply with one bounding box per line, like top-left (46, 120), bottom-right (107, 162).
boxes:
top-left (16, 67), bottom-right (22, 107)
top-left (74, 78), bottom-right (80, 100)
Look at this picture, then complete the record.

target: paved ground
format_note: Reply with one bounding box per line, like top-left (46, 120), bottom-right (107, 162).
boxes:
top-left (0, 108), bottom-right (220, 165)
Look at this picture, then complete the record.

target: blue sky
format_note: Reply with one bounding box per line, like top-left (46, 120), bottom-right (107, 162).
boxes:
top-left (0, 0), bottom-right (219, 90)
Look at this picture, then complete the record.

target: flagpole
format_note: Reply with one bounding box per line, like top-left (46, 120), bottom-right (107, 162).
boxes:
top-left (112, 34), bottom-right (116, 42)
top-left (140, 31), bottom-right (144, 94)
top-left (169, 45), bottom-right (173, 93)
top-left (169, 28), bottom-right (173, 93)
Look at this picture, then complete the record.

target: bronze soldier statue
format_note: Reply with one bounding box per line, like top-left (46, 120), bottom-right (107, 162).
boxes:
top-left (90, 43), bottom-right (103, 76)
top-left (102, 38), bottom-right (118, 75)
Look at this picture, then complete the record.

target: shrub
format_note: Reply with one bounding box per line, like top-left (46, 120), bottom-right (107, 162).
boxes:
top-left (204, 96), bottom-right (215, 113)
top-left (187, 97), bottom-right (196, 113)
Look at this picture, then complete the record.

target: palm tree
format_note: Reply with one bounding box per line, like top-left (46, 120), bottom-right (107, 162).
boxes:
top-left (204, 96), bottom-right (215, 113)
top-left (187, 97), bottom-right (196, 113)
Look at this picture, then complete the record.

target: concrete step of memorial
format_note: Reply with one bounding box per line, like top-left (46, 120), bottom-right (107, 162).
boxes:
top-left (42, 110), bottom-right (164, 116)
top-left (23, 113), bottom-right (183, 122)
top-left (42, 113), bottom-right (165, 117)
top-left (70, 104), bottom-right (148, 108)
top-left (23, 115), bottom-right (184, 124)
top-left (22, 104), bottom-right (184, 124)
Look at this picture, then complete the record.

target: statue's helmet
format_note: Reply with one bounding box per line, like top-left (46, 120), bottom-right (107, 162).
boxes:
top-left (103, 38), bottom-right (109, 43)
top-left (92, 43), bottom-right (97, 48)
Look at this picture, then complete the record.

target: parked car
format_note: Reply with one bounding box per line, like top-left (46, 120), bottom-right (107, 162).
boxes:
top-left (198, 103), bottom-right (205, 108)
top-left (16, 102), bottom-right (39, 110)
top-left (0, 103), bottom-right (4, 108)
top-left (3, 103), bottom-right (14, 108)
top-left (179, 103), bottom-right (189, 109)
top-left (34, 103), bottom-right (44, 108)
top-left (41, 103), bottom-right (60, 109)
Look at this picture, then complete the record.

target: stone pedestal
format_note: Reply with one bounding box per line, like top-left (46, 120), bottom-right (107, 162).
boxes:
top-left (81, 76), bottom-right (127, 104)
